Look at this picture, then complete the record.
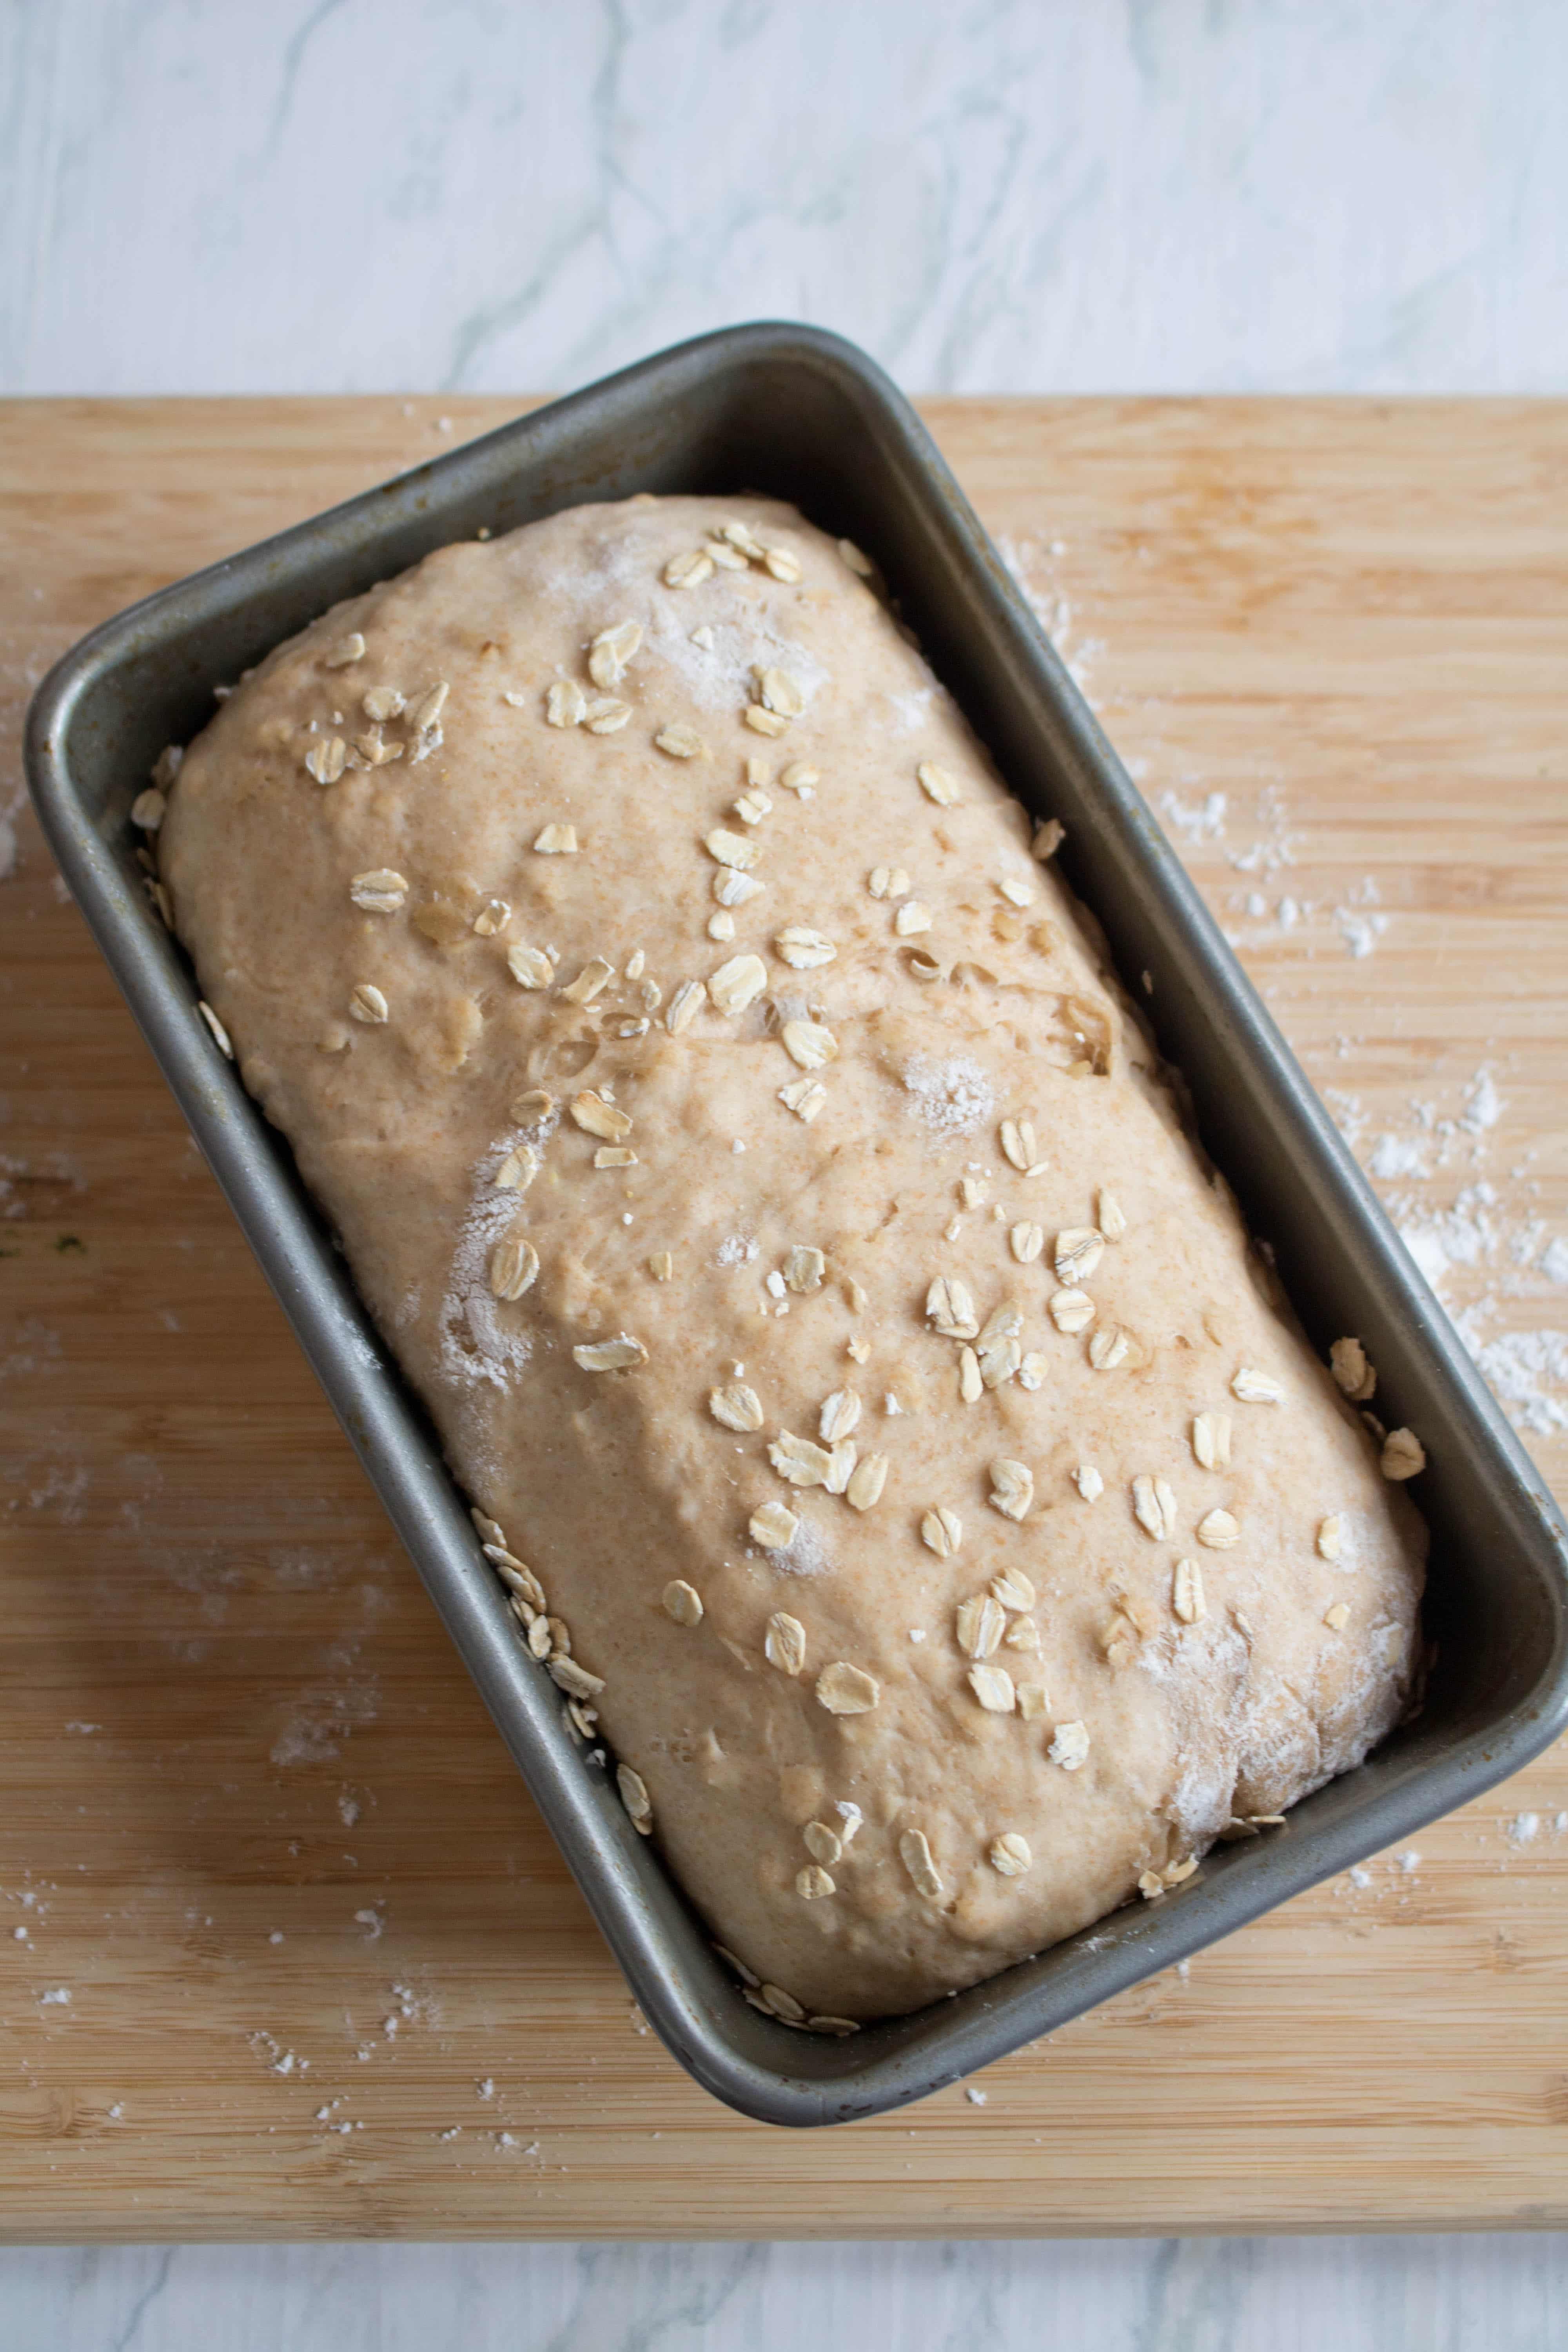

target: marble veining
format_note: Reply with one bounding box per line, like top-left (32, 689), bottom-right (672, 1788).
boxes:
top-left (1, 0), bottom-right (1565, 397)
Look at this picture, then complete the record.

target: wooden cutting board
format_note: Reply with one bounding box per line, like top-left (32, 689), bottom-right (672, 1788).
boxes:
top-left (1, 397), bottom-right (1565, 2242)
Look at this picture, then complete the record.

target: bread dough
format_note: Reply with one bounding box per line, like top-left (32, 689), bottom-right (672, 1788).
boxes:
top-left (158, 494), bottom-right (1426, 2022)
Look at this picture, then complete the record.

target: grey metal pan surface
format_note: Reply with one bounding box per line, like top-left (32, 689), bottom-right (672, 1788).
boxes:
top-left (25, 323), bottom-right (1568, 2129)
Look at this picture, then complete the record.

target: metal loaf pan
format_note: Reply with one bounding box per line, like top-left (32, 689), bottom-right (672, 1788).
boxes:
top-left (26, 325), bottom-right (1568, 2129)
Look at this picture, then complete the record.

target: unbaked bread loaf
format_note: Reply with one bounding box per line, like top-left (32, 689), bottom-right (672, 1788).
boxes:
top-left (154, 493), bottom-right (1426, 2025)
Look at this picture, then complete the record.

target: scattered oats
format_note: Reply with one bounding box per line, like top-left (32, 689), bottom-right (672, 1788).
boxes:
top-left (617, 1763), bottom-right (652, 1822)
top-left (895, 900), bottom-right (932, 937)
top-left (503, 689), bottom-right (528, 708)
top-left (489, 1236), bottom-right (539, 1301)
top-left (906, 949), bottom-right (944, 980)
top-left (472, 897), bottom-right (510, 936)
top-left (988, 1459), bottom-right (1034, 1521)
top-left (751, 1501), bottom-right (800, 1550)
top-left (803, 1821), bottom-right (842, 1866)
top-left (588, 620), bottom-right (642, 688)
top-left (820, 1389), bottom-right (862, 1442)
top-left (1033, 819), bottom-right (1065, 860)
top-left (760, 1982), bottom-right (805, 2023)
top-left (471, 1508), bottom-right (506, 1546)
top-left (1165, 1856), bottom-right (1198, 1886)
top-left (780, 1246), bottom-right (825, 1296)
top-left (1010, 1221), bottom-right (1045, 1265)
top-left (846, 1453), bottom-right (889, 1511)
top-left (305, 736), bottom-right (347, 785)
top-left (708, 954), bottom-right (769, 1015)
top-left (551, 1655), bottom-right (606, 1700)
top-left (979, 1301), bottom-right (1023, 1348)
top-left (916, 760), bottom-right (960, 806)
top-left (593, 1145), bottom-right (637, 1168)
top-left (572, 1336), bottom-right (648, 1372)
top-left (510, 1087), bottom-right (554, 1122)
top-left (652, 722), bottom-right (706, 762)
top-left (978, 1333), bottom-right (1022, 1388)
top-left (348, 983), bottom-right (388, 1024)
top-left (493, 1144), bottom-right (539, 1192)
top-left (664, 548), bottom-right (714, 589)
top-left (1197, 1508), bottom-right (1240, 1550)
top-left (1049, 1720), bottom-right (1090, 1771)
top-left (991, 1567), bottom-right (1036, 1612)
top-left (1004, 1617), bottom-right (1040, 1653)
top-left (324, 632), bottom-right (366, 669)
top-left (533, 824), bottom-right (578, 854)
top-left (666, 979), bottom-right (707, 1034)
top-left (956, 1595), bottom-right (1006, 1659)
top-left (1094, 1189), bottom-right (1127, 1241)
top-left (1324, 1601), bottom-right (1351, 1631)
top-left (815, 1661), bottom-right (880, 1715)
top-left (659, 1580), bottom-right (703, 1629)
top-left (722, 519), bottom-right (769, 559)
top-left (707, 540), bottom-right (749, 572)
top-left (1192, 1411), bottom-right (1232, 1470)
top-left (583, 697), bottom-right (632, 734)
top-left (1054, 1228), bottom-right (1103, 1283)
top-left (570, 1088), bottom-right (633, 1141)
top-left (779, 1077), bottom-right (828, 1122)
top-left (1232, 1366), bottom-right (1283, 1404)
top-left (922, 1506), bottom-right (962, 1558)
top-left (1173, 1558), bottom-right (1206, 1624)
top-left (1317, 1514), bottom-right (1343, 1561)
top-left (546, 679), bottom-right (587, 727)
top-left (1132, 1475), bottom-right (1178, 1541)
top-left (764, 1612), bottom-right (807, 1674)
top-left (781, 762), bottom-right (818, 792)
top-left (744, 706), bottom-right (788, 737)
top-left (710, 1383), bottom-right (764, 1433)
top-left (926, 1275), bottom-right (980, 1340)
top-left (131, 786), bottom-right (166, 831)
top-left (1017, 1684), bottom-right (1050, 1720)
top-left (505, 942), bottom-right (554, 989)
top-left (969, 1662), bottom-right (1016, 1713)
top-left (997, 875), bottom-right (1034, 909)
top-left (838, 537), bottom-right (873, 576)
top-left (1328, 1336), bottom-right (1377, 1400)
top-left (898, 1828), bottom-right (944, 1900)
top-left (705, 828), bottom-right (762, 873)
top-left (846, 1337), bottom-right (870, 1363)
top-left (363, 686), bottom-right (405, 722)
top-left (1382, 1428), bottom-right (1426, 1481)
top-left (990, 1832), bottom-right (1032, 1877)
top-left (1074, 1465), bottom-right (1104, 1503)
top-left (796, 1865), bottom-right (835, 1900)
top-left (1088, 1327), bottom-right (1130, 1371)
top-left (1050, 1288), bottom-right (1094, 1335)
top-left (756, 665), bottom-right (805, 719)
top-left (648, 1250), bottom-right (674, 1282)
top-left (561, 958), bottom-right (616, 1006)
top-left (1138, 1871), bottom-right (1164, 1900)
top-left (733, 789), bottom-right (772, 827)
top-left (869, 866), bottom-right (910, 901)
top-left (197, 1000), bottom-right (233, 1057)
top-left (999, 1120), bottom-right (1041, 1176)
top-left (774, 926), bottom-right (836, 969)
top-left (765, 546), bottom-right (803, 583)
top-left (407, 681), bottom-right (450, 734)
top-left (823, 1441), bottom-right (858, 1495)
top-left (780, 1020), bottom-right (838, 1074)
top-left (958, 1346), bottom-right (983, 1404)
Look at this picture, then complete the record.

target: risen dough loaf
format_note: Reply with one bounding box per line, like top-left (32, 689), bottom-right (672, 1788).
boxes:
top-left (158, 494), bottom-right (1426, 2023)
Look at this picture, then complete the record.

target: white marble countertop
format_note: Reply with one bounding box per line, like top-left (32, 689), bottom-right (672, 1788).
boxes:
top-left (3, 0), bottom-right (1566, 2336)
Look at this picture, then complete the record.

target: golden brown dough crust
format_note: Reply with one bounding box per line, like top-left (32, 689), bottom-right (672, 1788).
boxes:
top-left (158, 494), bottom-right (1425, 2022)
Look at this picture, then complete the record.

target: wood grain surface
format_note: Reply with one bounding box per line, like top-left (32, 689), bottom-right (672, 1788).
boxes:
top-left (0, 396), bottom-right (1564, 2241)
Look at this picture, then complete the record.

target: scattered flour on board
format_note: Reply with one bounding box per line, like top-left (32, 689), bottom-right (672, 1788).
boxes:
top-left (438, 1107), bottom-right (559, 1391)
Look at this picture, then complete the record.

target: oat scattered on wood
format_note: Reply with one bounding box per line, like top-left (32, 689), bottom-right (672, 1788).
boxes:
top-left (1192, 1411), bottom-right (1232, 1470)
top-left (1197, 1508), bottom-right (1239, 1550)
top-left (1232, 1365), bottom-right (1283, 1404)
top-left (1132, 1475), bottom-right (1177, 1541)
top-left (1381, 1427), bottom-right (1426, 1480)
top-left (710, 1383), bottom-right (764, 1432)
top-left (916, 760), bottom-right (960, 806)
top-left (988, 1459), bottom-right (1034, 1521)
top-left (921, 1506), bottom-right (962, 1558)
top-left (1330, 1337), bottom-right (1377, 1402)
top-left (489, 1236), bottom-right (539, 1301)
top-left (898, 1829), bottom-right (944, 1900)
top-left (1172, 1558), bottom-right (1206, 1624)
top-left (765, 1611), bottom-right (806, 1673)
top-left (534, 824), bottom-right (578, 854)
top-left (815, 1661), bottom-right (879, 1715)
top-left (572, 1336), bottom-right (648, 1371)
top-left (989, 1833), bottom-right (1032, 1877)
top-left (348, 983), bottom-right (388, 1024)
